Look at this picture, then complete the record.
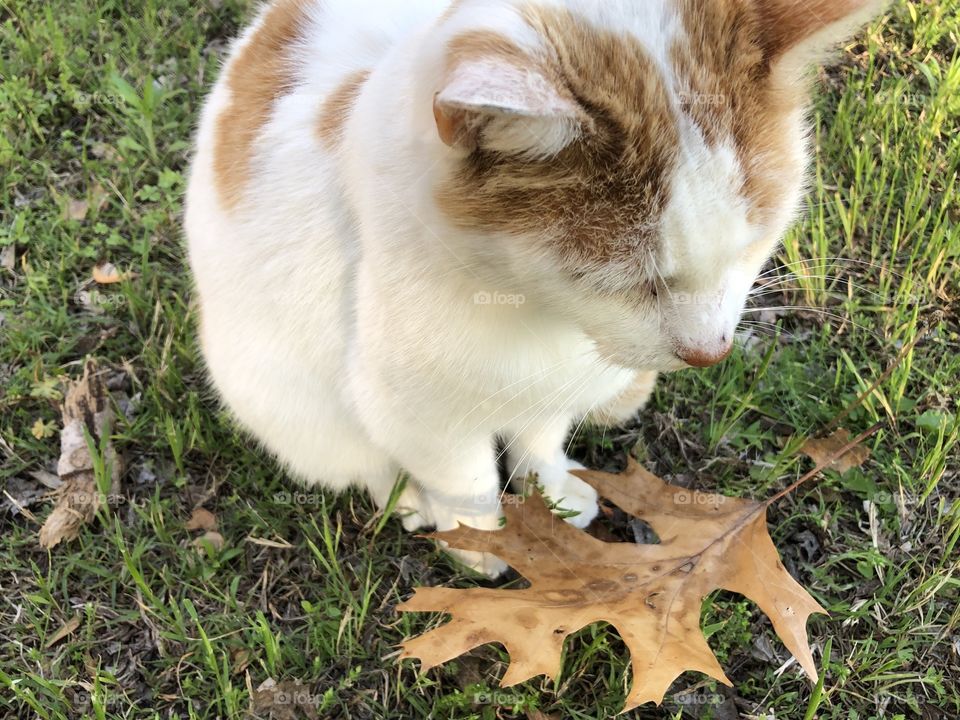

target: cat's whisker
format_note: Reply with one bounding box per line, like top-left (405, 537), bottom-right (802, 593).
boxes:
top-left (748, 273), bottom-right (893, 299)
top-left (565, 395), bottom-right (604, 458)
top-left (742, 306), bottom-right (888, 343)
top-left (513, 357), bottom-right (612, 486)
top-left (494, 360), bottom-right (602, 469)
top-left (747, 284), bottom-right (892, 304)
top-left (449, 348), bottom-right (602, 456)
top-left (737, 321), bottom-right (801, 342)
top-left (751, 271), bottom-right (847, 286)
top-left (756, 257), bottom-right (906, 280)
top-left (750, 275), bottom-right (885, 298)
top-left (498, 359), bottom-right (608, 493)
top-left (452, 351), bottom-right (593, 432)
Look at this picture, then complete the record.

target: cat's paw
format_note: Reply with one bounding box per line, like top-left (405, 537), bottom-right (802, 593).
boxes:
top-left (546, 460), bottom-right (599, 529)
top-left (392, 486), bottom-right (436, 532)
top-left (428, 502), bottom-right (508, 578)
top-left (444, 546), bottom-right (509, 578)
top-left (513, 459), bottom-right (599, 529)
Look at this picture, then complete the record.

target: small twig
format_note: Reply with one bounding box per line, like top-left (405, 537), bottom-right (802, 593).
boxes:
top-left (3, 490), bottom-right (40, 524)
top-left (767, 422), bottom-right (884, 506)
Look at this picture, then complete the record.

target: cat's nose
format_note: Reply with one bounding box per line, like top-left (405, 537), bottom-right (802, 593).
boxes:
top-left (676, 342), bottom-right (733, 368)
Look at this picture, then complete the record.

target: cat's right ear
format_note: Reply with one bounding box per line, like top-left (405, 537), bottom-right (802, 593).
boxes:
top-left (433, 56), bottom-right (582, 157)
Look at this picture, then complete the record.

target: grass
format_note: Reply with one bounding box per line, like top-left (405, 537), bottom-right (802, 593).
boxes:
top-left (0, 0), bottom-right (958, 718)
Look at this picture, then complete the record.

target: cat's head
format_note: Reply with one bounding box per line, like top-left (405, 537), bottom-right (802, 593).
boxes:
top-left (424, 0), bottom-right (886, 371)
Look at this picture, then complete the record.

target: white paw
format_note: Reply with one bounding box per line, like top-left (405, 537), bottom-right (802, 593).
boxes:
top-left (427, 500), bottom-right (508, 578)
top-left (549, 460), bottom-right (599, 529)
top-left (513, 459), bottom-right (599, 529)
top-left (443, 546), bottom-right (509, 578)
top-left (392, 486), bottom-right (436, 532)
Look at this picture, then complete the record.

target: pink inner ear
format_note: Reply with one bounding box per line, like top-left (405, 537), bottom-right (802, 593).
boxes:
top-left (759, 0), bottom-right (875, 58)
top-left (433, 95), bottom-right (473, 148)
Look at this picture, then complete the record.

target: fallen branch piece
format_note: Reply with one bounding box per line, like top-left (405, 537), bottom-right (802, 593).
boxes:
top-left (39, 359), bottom-right (121, 548)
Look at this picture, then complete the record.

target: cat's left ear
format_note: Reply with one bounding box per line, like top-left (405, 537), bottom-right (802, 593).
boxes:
top-left (433, 57), bottom-right (581, 156)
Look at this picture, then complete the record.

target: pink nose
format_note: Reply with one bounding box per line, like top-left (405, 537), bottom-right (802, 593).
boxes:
top-left (677, 344), bottom-right (733, 368)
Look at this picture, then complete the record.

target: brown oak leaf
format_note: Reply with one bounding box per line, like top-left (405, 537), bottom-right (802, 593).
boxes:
top-left (398, 459), bottom-right (826, 711)
top-left (800, 429), bottom-right (870, 474)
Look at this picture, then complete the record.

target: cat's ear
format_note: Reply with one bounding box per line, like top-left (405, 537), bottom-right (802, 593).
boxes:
top-left (758, 0), bottom-right (888, 74)
top-left (433, 58), bottom-right (581, 156)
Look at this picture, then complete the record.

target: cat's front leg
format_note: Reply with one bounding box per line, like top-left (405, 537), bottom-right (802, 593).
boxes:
top-left (505, 414), bottom-right (599, 529)
top-left (390, 434), bottom-right (508, 578)
top-left (586, 371), bottom-right (658, 427)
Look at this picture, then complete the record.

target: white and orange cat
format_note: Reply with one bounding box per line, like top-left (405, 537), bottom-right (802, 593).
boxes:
top-left (186, 0), bottom-right (885, 574)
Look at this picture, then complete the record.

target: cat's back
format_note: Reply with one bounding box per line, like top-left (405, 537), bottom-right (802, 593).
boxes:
top-left (187, 0), bottom-right (444, 227)
top-left (185, 0), bottom-right (447, 354)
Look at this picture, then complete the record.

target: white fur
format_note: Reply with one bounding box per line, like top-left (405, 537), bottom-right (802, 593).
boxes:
top-left (186, 0), bottom-right (880, 575)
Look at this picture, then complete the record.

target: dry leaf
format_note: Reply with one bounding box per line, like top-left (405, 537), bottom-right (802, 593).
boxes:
top-left (65, 198), bottom-right (89, 221)
top-left (3, 478), bottom-right (45, 517)
top-left (251, 679), bottom-right (319, 720)
top-left (39, 360), bottom-right (121, 549)
top-left (92, 261), bottom-right (137, 285)
top-left (90, 183), bottom-right (110, 211)
top-left (0, 244), bottom-right (14, 272)
top-left (398, 460), bottom-right (826, 711)
top-left (185, 507), bottom-right (218, 532)
top-left (31, 418), bottom-right (56, 440)
top-left (801, 429), bottom-right (870, 474)
top-left (45, 615), bottom-right (81, 648)
top-left (526, 712), bottom-right (562, 720)
top-left (192, 530), bottom-right (225, 552)
top-left (231, 648), bottom-right (252, 675)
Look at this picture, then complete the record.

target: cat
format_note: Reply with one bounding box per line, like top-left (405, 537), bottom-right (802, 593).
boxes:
top-left (186, 0), bottom-right (887, 575)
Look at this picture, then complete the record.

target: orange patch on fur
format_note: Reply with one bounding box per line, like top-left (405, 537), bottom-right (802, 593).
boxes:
top-left (213, 0), bottom-right (312, 209)
top-left (758, 0), bottom-right (877, 59)
top-left (436, 7), bottom-right (679, 280)
top-left (317, 70), bottom-right (370, 149)
top-left (437, 0), bottom-right (468, 25)
top-left (672, 0), bottom-right (808, 224)
top-left (446, 30), bottom-right (534, 68)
